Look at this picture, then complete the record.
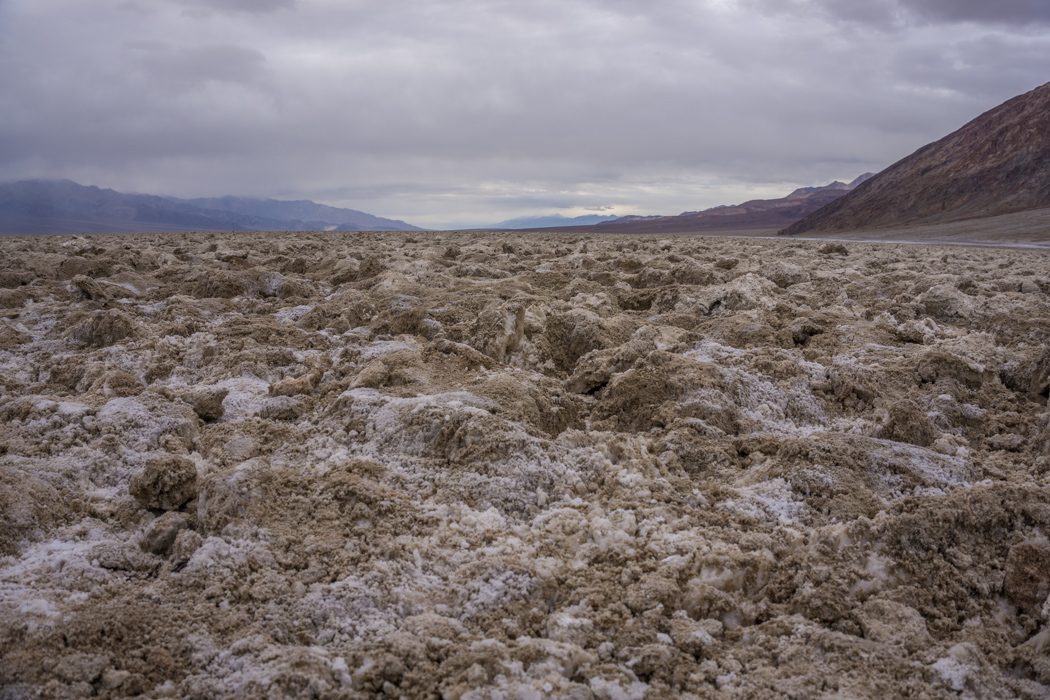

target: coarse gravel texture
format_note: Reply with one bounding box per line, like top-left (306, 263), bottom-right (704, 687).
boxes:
top-left (1, 231), bottom-right (1049, 698)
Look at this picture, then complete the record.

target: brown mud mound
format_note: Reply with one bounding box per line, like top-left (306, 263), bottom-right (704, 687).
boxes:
top-left (1, 231), bottom-right (1049, 698)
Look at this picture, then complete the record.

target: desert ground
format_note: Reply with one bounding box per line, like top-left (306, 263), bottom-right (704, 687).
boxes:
top-left (783, 207), bottom-right (1050, 247)
top-left (645, 207), bottom-right (1050, 248)
top-left (1, 231), bottom-right (1049, 698)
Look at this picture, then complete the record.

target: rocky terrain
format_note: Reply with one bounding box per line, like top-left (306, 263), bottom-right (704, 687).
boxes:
top-left (784, 82), bottom-right (1050, 235)
top-left (1, 231), bottom-right (1049, 698)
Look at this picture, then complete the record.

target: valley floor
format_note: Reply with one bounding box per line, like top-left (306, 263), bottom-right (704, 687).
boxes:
top-left (776, 206), bottom-right (1050, 247)
top-left (1, 231), bottom-right (1049, 698)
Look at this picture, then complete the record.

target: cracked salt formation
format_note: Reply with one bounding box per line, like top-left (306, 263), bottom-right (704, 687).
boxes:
top-left (1, 231), bottom-right (1049, 698)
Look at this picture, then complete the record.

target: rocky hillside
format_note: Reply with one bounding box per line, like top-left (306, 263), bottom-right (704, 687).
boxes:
top-left (783, 82), bottom-right (1050, 235)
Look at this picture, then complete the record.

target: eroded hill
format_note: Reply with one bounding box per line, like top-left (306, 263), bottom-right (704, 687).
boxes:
top-left (784, 82), bottom-right (1050, 235)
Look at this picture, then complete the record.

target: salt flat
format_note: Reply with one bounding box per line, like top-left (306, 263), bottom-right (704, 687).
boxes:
top-left (1, 231), bottom-right (1049, 698)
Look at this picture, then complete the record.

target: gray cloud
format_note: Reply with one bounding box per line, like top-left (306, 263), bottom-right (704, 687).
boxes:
top-left (125, 43), bottom-right (269, 89)
top-left (0, 0), bottom-right (1046, 228)
top-left (900, 0), bottom-right (1050, 25)
top-left (166, 0), bottom-right (295, 14)
top-left (755, 0), bottom-right (1050, 27)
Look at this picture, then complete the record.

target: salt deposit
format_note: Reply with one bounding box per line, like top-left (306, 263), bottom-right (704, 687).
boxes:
top-left (1, 231), bottom-right (1049, 697)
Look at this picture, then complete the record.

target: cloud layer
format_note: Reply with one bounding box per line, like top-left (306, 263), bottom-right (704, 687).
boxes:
top-left (0, 0), bottom-right (1046, 227)
top-left (796, 0), bottom-right (1050, 26)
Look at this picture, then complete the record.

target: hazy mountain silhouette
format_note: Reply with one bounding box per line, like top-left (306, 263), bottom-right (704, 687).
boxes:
top-left (493, 213), bottom-right (620, 229)
top-left (181, 195), bottom-right (419, 231)
top-left (0, 180), bottom-right (420, 234)
top-left (572, 176), bottom-right (873, 234)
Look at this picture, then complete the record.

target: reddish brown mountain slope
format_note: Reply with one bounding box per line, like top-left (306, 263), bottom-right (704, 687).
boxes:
top-left (783, 82), bottom-right (1050, 235)
top-left (550, 174), bottom-right (870, 234)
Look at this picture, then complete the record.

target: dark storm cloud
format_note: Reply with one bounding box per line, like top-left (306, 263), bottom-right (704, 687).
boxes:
top-left (0, 0), bottom-right (1046, 227)
top-left (906, 0), bottom-right (1050, 25)
top-left (758, 0), bottom-right (1050, 26)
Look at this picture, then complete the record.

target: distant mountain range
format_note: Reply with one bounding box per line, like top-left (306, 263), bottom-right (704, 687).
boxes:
top-left (504, 174), bottom-right (873, 234)
top-left (11, 84), bottom-right (1049, 239)
top-left (0, 180), bottom-right (420, 234)
top-left (493, 213), bottom-right (621, 229)
top-left (783, 81), bottom-right (1050, 235)
top-left (601, 174), bottom-right (873, 233)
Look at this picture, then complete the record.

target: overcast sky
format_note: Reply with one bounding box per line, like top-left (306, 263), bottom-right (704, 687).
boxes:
top-left (1, 0), bottom-right (1047, 228)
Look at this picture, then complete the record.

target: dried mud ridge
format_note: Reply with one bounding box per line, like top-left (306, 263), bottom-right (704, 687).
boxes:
top-left (2, 232), bottom-right (1050, 699)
